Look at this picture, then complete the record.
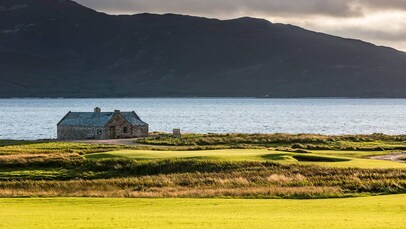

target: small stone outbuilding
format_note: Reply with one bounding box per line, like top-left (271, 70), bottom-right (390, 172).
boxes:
top-left (57, 108), bottom-right (148, 140)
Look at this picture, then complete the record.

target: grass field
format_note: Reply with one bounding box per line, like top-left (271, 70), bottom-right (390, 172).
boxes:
top-left (135, 133), bottom-right (406, 151)
top-left (85, 149), bottom-right (406, 168)
top-left (0, 135), bottom-right (405, 198)
top-left (0, 135), bottom-right (405, 228)
top-left (0, 195), bottom-right (405, 229)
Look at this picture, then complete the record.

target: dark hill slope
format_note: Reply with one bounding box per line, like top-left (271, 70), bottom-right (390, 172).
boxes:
top-left (1, 0), bottom-right (406, 97)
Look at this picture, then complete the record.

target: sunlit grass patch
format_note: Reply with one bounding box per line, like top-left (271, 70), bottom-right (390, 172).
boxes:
top-left (85, 149), bottom-right (406, 168)
top-left (0, 195), bottom-right (405, 229)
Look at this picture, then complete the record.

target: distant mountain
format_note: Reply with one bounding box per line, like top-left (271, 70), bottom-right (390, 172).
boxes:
top-left (1, 0), bottom-right (406, 97)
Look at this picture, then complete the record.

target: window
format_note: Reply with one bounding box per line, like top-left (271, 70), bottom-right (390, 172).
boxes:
top-left (96, 129), bottom-right (102, 135)
top-left (123, 127), bottom-right (128, 133)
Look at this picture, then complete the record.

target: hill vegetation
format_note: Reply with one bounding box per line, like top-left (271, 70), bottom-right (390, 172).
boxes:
top-left (1, 0), bottom-right (406, 97)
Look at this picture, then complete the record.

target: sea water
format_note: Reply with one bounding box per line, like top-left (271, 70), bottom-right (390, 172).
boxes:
top-left (0, 98), bottom-right (405, 140)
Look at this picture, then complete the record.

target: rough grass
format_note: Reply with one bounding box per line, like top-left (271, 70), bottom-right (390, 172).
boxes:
top-left (2, 133), bottom-right (406, 153)
top-left (0, 142), bottom-right (130, 155)
top-left (135, 133), bottom-right (406, 151)
top-left (0, 195), bottom-right (405, 229)
top-left (0, 135), bottom-right (405, 198)
top-left (0, 159), bottom-right (404, 198)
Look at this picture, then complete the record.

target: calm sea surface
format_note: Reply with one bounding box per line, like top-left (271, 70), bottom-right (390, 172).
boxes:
top-left (0, 98), bottom-right (406, 140)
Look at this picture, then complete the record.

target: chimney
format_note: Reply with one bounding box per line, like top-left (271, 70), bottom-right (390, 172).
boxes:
top-left (94, 107), bottom-right (101, 112)
top-left (114, 110), bottom-right (120, 113)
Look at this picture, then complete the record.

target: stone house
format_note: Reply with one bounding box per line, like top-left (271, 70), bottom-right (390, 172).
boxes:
top-left (57, 107), bottom-right (148, 140)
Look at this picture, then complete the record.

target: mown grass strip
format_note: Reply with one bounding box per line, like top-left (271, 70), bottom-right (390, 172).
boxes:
top-left (0, 195), bottom-right (405, 229)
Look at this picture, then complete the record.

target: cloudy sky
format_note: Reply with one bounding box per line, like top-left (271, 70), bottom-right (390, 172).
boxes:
top-left (76, 0), bottom-right (406, 51)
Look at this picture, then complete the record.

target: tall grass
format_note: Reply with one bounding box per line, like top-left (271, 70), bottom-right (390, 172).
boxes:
top-left (0, 158), bottom-right (404, 198)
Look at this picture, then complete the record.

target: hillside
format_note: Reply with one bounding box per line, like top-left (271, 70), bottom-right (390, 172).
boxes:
top-left (1, 0), bottom-right (406, 97)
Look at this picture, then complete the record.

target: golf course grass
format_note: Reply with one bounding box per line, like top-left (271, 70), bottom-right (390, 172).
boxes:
top-left (0, 195), bottom-right (405, 229)
top-left (85, 149), bottom-right (406, 168)
top-left (0, 136), bottom-right (405, 199)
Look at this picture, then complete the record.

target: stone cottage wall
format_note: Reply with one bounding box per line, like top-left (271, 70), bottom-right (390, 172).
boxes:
top-left (107, 114), bottom-right (134, 139)
top-left (132, 125), bottom-right (149, 137)
top-left (106, 114), bottom-right (149, 138)
top-left (57, 126), bottom-right (107, 140)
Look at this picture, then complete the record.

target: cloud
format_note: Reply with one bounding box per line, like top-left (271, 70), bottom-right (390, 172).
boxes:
top-left (77, 0), bottom-right (361, 17)
top-left (361, 0), bottom-right (406, 11)
top-left (335, 26), bottom-right (406, 42)
top-left (77, 0), bottom-right (406, 17)
top-left (272, 10), bottom-right (406, 50)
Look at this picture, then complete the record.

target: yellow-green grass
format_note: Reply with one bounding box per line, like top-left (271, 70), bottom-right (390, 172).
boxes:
top-left (0, 195), bottom-right (405, 229)
top-left (85, 149), bottom-right (406, 168)
top-left (311, 150), bottom-right (390, 157)
top-left (136, 133), bottom-right (406, 151)
top-left (86, 149), bottom-right (288, 161)
top-left (0, 142), bottom-right (128, 155)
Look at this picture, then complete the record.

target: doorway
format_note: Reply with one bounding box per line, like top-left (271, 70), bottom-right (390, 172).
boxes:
top-left (109, 126), bottom-right (116, 139)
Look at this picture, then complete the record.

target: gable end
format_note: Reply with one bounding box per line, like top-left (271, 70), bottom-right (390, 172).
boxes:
top-left (57, 111), bottom-right (72, 126)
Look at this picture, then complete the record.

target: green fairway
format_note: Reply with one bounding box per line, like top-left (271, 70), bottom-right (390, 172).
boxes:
top-left (85, 149), bottom-right (406, 168)
top-left (0, 195), bottom-right (405, 229)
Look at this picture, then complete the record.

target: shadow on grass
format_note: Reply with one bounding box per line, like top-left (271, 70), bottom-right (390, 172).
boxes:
top-left (260, 154), bottom-right (293, 161)
top-left (85, 153), bottom-right (123, 159)
top-left (85, 153), bottom-right (223, 161)
top-left (293, 155), bottom-right (350, 162)
top-left (0, 140), bottom-right (47, 147)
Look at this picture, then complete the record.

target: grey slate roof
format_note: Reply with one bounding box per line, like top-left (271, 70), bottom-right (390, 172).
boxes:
top-left (57, 112), bottom-right (148, 127)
